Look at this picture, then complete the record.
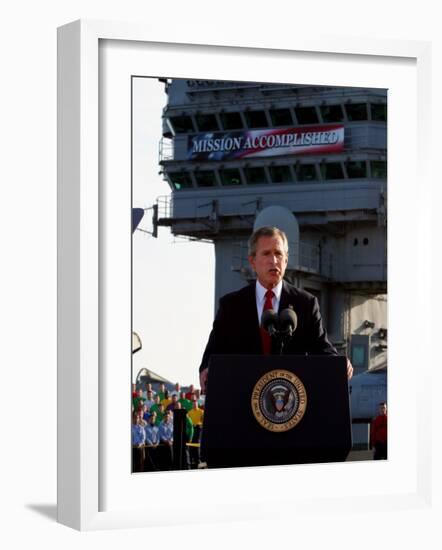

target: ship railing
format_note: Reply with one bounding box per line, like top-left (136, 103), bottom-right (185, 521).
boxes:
top-left (156, 195), bottom-right (173, 220)
top-left (159, 137), bottom-right (174, 162)
top-left (153, 201), bottom-right (335, 278)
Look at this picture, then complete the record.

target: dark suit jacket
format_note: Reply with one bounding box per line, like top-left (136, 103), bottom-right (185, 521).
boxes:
top-left (199, 280), bottom-right (337, 372)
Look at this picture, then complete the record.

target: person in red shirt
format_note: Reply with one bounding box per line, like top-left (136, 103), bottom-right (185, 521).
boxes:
top-left (370, 402), bottom-right (387, 460)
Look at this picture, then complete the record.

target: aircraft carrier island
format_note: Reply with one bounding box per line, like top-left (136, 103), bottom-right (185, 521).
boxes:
top-left (150, 78), bottom-right (388, 450)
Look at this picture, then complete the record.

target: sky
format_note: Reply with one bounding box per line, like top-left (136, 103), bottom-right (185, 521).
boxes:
top-left (132, 77), bottom-right (215, 387)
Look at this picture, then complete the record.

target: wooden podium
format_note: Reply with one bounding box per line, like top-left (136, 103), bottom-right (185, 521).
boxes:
top-left (201, 355), bottom-right (352, 469)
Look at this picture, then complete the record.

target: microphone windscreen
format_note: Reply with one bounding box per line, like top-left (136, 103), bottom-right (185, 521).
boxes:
top-left (279, 308), bottom-right (298, 332)
top-left (261, 309), bottom-right (278, 331)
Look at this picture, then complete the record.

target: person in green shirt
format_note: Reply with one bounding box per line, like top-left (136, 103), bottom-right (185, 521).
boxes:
top-left (179, 391), bottom-right (193, 412)
top-left (184, 410), bottom-right (194, 443)
top-left (150, 394), bottom-right (161, 410)
top-left (150, 402), bottom-right (165, 426)
top-left (173, 403), bottom-right (194, 448)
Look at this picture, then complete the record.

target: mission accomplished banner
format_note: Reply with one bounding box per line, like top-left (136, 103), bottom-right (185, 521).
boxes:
top-left (187, 124), bottom-right (344, 161)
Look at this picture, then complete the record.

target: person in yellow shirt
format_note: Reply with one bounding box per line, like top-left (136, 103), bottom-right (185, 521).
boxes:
top-left (157, 383), bottom-right (167, 401)
top-left (188, 399), bottom-right (204, 427)
top-left (160, 390), bottom-right (172, 409)
top-left (188, 398), bottom-right (204, 468)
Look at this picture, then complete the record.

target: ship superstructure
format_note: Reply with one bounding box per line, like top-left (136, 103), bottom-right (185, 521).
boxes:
top-left (154, 78), bottom-right (387, 377)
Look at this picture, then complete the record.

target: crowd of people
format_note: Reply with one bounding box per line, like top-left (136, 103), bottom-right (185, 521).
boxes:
top-left (132, 380), bottom-right (387, 472)
top-left (132, 381), bottom-right (205, 472)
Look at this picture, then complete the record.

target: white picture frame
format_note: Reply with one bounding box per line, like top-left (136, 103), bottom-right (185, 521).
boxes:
top-left (57, 19), bottom-right (438, 532)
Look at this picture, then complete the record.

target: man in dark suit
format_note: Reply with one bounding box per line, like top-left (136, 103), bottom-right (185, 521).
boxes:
top-left (199, 225), bottom-right (353, 392)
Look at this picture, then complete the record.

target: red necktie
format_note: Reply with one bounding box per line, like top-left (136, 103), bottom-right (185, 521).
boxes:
top-left (260, 289), bottom-right (275, 355)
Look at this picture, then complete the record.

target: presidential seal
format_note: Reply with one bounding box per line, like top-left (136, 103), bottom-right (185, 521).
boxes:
top-left (251, 370), bottom-right (307, 432)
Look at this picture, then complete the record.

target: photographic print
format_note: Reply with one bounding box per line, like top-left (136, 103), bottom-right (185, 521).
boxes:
top-left (131, 77), bottom-right (388, 473)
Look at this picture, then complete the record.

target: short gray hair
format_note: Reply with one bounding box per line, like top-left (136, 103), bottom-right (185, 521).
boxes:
top-left (247, 226), bottom-right (289, 257)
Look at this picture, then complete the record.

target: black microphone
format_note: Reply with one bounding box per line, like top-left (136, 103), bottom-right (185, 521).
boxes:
top-left (279, 308), bottom-right (298, 337)
top-left (261, 309), bottom-right (279, 337)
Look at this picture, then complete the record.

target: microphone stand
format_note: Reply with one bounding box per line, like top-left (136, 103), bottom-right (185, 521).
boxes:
top-left (275, 327), bottom-right (293, 355)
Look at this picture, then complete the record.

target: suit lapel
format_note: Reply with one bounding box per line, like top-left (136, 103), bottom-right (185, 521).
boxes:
top-left (244, 282), bottom-right (260, 328)
top-left (242, 282), bottom-right (262, 353)
top-left (278, 280), bottom-right (293, 313)
top-left (274, 281), bottom-right (301, 355)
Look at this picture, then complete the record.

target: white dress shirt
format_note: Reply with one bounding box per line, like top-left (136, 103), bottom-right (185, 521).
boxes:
top-left (255, 280), bottom-right (282, 324)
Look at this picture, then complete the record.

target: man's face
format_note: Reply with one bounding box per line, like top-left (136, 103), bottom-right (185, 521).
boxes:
top-left (248, 235), bottom-right (288, 290)
top-left (379, 403), bottom-right (387, 415)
